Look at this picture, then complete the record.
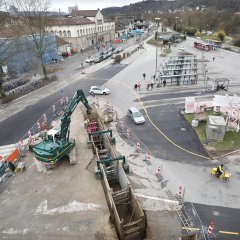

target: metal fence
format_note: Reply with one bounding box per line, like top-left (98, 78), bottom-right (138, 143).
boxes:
top-left (17, 97), bottom-right (69, 148)
top-left (116, 118), bottom-right (152, 164)
top-left (182, 202), bottom-right (207, 240)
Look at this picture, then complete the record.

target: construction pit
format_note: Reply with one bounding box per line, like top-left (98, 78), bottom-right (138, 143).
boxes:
top-left (0, 99), bottom-right (186, 240)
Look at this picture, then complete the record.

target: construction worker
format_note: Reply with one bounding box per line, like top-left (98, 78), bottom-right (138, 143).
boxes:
top-left (216, 164), bottom-right (224, 178)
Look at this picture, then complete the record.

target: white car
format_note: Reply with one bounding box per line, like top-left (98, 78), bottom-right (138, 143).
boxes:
top-left (127, 107), bottom-right (145, 124)
top-left (179, 46), bottom-right (185, 51)
top-left (85, 56), bottom-right (94, 63)
top-left (89, 86), bottom-right (110, 95)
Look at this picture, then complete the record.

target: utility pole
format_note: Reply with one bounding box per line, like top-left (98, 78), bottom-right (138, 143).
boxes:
top-left (155, 18), bottom-right (161, 76)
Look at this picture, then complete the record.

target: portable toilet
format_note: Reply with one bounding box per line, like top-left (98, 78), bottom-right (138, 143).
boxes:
top-left (206, 115), bottom-right (226, 141)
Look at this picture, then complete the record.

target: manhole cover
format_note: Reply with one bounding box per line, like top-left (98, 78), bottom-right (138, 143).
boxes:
top-left (180, 127), bottom-right (187, 131)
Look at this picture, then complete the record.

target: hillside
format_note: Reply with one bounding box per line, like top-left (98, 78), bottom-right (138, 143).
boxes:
top-left (102, 0), bottom-right (240, 16)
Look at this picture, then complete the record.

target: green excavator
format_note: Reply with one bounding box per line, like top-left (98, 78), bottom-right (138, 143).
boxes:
top-left (32, 90), bottom-right (91, 165)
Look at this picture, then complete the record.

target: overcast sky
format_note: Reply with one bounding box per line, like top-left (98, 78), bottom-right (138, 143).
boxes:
top-left (50, 0), bottom-right (141, 12)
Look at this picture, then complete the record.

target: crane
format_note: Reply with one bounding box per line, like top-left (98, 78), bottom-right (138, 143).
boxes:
top-left (32, 90), bottom-right (91, 165)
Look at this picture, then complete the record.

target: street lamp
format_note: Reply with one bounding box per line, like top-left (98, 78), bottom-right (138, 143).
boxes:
top-left (155, 17), bottom-right (161, 76)
top-left (175, 17), bottom-right (179, 32)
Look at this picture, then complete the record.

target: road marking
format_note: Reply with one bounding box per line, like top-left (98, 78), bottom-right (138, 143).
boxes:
top-left (119, 81), bottom-right (211, 160)
top-left (182, 228), bottom-right (240, 235)
top-left (135, 193), bottom-right (179, 204)
top-left (182, 227), bottom-right (200, 231)
top-left (219, 231), bottom-right (239, 235)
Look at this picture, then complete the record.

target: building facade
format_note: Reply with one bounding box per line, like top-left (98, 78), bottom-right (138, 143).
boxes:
top-left (49, 9), bottom-right (115, 52)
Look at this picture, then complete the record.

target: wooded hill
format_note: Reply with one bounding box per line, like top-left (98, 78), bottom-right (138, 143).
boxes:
top-left (102, 0), bottom-right (240, 17)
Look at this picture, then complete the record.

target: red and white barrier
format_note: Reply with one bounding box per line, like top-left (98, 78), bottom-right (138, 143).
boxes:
top-left (111, 105), bottom-right (114, 114)
top-left (37, 121), bottom-right (41, 131)
top-left (60, 98), bottom-right (63, 105)
top-left (156, 166), bottom-right (161, 174)
top-left (65, 97), bottom-right (69, 104)
top-left (106, 101), bottom-right (109, 110)
top-left (146, 149), bottom-right (151, 163)
top-left (115, 111), bottom-right (118, 121)
top-left (96, 97), bottom-right (99, 106)
top-left (136, 142), bottom-right (141, 152)
top-left (43, 113), bottom-right (47, 122)
top-left (19, 140), bottom-right (24, 150)
top-left (207, 221), bottom-right (214, 236)
top-left (177, 185), bottom-right (185, 201)
top-left (126, 128), bottom-right (130, 138)
top-left (28, 131), bottom-right (32, 142)
top-left (52, 104), bottom-right (56, 113)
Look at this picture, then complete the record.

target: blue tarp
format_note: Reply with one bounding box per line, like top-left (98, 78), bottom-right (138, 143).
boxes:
top-left (0, 34), bottom-right (58, 75)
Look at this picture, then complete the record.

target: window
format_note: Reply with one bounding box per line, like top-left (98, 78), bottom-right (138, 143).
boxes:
top-left (83, 29), bottom-right (85, 35)
top-left (63, 30), bottom-right (67, 37)
top-left (80, 29), bottom-right (82, 35)
top-left (77, 30), bottom-right (79, 37)
top-left (59, 31), bottom-right (62, 37)
top-left (67, 30), bottom-right (71, 37)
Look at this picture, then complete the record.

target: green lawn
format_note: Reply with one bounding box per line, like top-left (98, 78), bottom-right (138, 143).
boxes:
top-left (184, 113), bottom-right (240, 153)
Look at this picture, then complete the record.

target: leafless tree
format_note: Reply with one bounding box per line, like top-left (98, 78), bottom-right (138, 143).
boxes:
top-left (10, 0), bottom-right (53, 80)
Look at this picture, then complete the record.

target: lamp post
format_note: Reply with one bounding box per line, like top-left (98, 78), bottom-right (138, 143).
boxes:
top-left (155, 17), bottom-right (161, 76)
top-left (175, 16), bottom-right (179, 32)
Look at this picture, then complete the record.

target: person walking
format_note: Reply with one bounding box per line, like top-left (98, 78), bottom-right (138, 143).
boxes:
top-left (137, 82), bottom-right (141, 90)
top-left (213, 57), bottom-right (215, 62)
top-left (134, 83), bottom-right (138, 90)
top-left (143, 73), bottom-right (146, 80)
top-left (150, 83), bottom-right (154, 90)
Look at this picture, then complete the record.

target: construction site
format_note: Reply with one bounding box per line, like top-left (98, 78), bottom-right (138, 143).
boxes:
top-left (0, 88), bottom-right (200, 240)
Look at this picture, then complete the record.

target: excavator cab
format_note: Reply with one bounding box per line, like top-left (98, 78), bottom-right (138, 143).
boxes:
top-left (46, 128), bottom-right (61, 143)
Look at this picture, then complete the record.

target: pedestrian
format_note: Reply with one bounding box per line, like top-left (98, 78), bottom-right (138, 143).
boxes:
top-left (151, 83), bottom-right (154, 90)
top-left (134, 83), bottom-right (138, 90)
top-left (153, 74), bottom-right (156, 81)
top-left (146, 84), bottom-right (149, 90)
top-left (137, 82), bottom-right (141, 90)
top-left (213, 57), bottom-right (215, 62)
top-left (163, 80), bottom-right (166, 87)
top-left (143, 73), bottom-right (146, 80)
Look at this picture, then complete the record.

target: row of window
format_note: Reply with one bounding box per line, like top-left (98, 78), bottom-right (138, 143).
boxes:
top-left (50, 24), bottom-right (114, 38)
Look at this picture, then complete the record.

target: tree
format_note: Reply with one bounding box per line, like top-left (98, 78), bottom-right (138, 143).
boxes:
top-left (217, 30), bottom-right (226, 42)
top-left (10, 0), bottom-right (53, 80)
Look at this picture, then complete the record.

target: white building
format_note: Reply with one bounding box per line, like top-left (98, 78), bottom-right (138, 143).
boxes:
top-left (49, 9), bottom-right (115, 52)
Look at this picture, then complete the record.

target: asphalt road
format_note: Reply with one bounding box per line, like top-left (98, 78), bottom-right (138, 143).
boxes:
top-left (0, 64), bottom-right (126, 145)
top-left (193, 203), bottom-right (240, 239)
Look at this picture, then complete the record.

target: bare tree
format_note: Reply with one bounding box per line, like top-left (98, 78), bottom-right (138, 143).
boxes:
top-left (10, 0), bottom-right (53, 80)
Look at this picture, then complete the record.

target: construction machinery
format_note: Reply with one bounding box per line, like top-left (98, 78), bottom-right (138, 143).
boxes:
top-left (32, 90), bottom-right (91, 165)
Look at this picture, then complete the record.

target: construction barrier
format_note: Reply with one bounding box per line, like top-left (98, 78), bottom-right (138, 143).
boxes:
top-left (207, 221), bottom-right (214, 236)
top-left (6, 149), bottom-right (20, 163)
top-left (176, 185), bottom-right (185, 202)
top-left (117, 119), bottom-right (152, 165)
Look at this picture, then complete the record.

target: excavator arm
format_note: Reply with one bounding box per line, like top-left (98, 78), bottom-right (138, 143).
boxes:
top-left (59, 90), bottom-right (91, 144)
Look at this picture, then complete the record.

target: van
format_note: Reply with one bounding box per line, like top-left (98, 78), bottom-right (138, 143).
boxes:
top-left (127, 107), bottom-right (145, 124)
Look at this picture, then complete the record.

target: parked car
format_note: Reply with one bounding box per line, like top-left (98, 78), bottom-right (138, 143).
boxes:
top-left (108, 46), bottom-right (115, 52)
top-left (89, 86), bottom-right (110, 95)
top-left (111, 54), bottom-right (117, 59)
top-left (85, 56), bottom-right (94, 63)
top-left (102, 53), bottom-right (108, 60)
top-left (179, 46), bottom-right (185, 51)
top-left (175, 39), bottom-right (182, 43)
top-left (93, 55), bottom-right (104, 63)
top-left (107, 51), bottom-right (113, 58)
top-left (116, 47), bottom-right (123, 52)
top-left (127, 107), bottom-right (145, 124)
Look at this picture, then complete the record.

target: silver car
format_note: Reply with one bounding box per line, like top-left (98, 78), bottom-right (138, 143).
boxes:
top-left (127, 107), bottom-right (145, 124)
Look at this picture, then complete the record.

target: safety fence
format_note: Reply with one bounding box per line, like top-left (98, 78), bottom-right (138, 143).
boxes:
top-left (0, 96), bottom-right (69, 191)
top-left (116, 118), bottom-right (152, 165)
top-left (18, 96), bottom-right (69, 149)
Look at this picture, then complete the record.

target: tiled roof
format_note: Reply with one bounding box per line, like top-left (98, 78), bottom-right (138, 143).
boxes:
top-left (49, 17), bottom-right (94, 26)
top-left (70, 10), bottom-right (98, 17)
